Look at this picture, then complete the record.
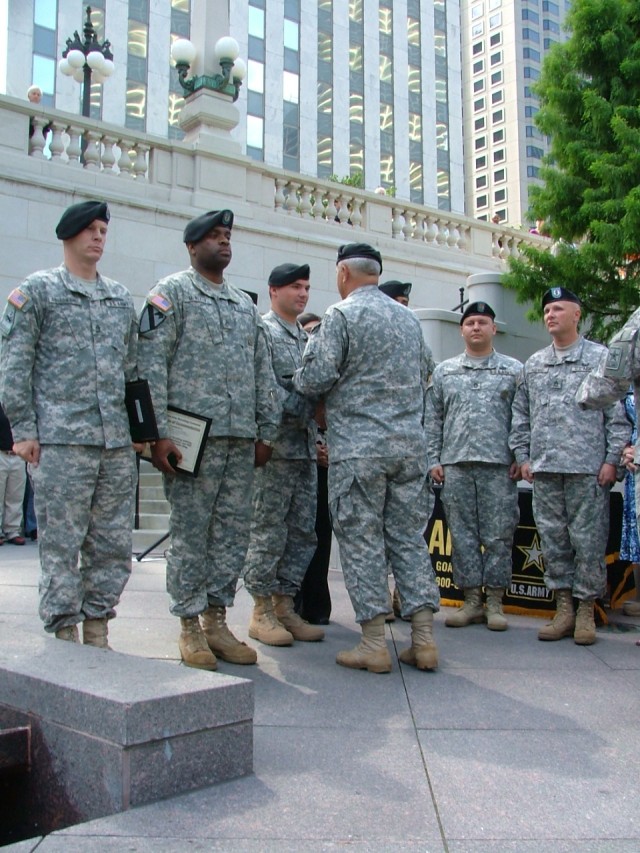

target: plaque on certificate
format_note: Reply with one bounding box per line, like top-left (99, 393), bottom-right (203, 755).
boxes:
top-left (125, 379), bottom-right (159, 443)
top-left (166, 406), bottom-right (212, 477)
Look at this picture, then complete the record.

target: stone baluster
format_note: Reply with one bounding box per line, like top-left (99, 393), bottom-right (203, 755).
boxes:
top-left (424, 215), bottom-right (438, 245)
top-left (83, 130), bottom-right (102, 170)
top-left (311, 187), bottom-right (325, 220)
top-left (298, 185), bottom-right (312, 218)
top-left (435, 218), bottom-right (447, 247)
top-left (101, 135), bottom-right (117, 174)
top-left (283, 181), bottom-right (298, 214)
top-left (457, 224), bottom-right (468, 251)
top-left (274, 178), bottom-right (286, 212)
top-left (326, 189), bottom-right (339, 223)
top-left (66, 126), bottom-right (84, 166)
top-left (447, 221), bottom-right (460, 249)
top-left (133, 144), bottom-right (149, 180)
top-left (391, 207), bottom-right (403, 239)
top-left (48, 122), bottom-right (66, 160)
top-left (401, 209), bottom-right (413, 240)
top-left (413, 211), bottom-right (426, 242)
top-left (28, 117), bottom-right (47, 158)
top-left (336, 195), bottom-right (350, 225)
top-left (117, 141), bottom-right (133, 178)
top-left (350, 197), bottom-right (363, 228)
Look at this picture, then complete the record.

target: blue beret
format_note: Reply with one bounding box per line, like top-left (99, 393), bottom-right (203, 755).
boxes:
top-left (183, 209), bottom-right (234, 244)
top-left (56, 200), bottom-right (110, 240)
top-left (541, 287), bottom-right (581, 308)
top-left (379, 280), bottom-right (411, 300)
top-left (269, 263), bottom-right (310, 287)
top-left (337, 242), bottom-right (383, 273)
top-left (461, 301), bottom-right (496, 325)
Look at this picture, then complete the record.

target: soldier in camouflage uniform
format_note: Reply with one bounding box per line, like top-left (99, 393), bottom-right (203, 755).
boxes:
top-left (295, 242), bottom-right (440, 674)
top-left (0, 200), bottom-right (137, 648)
top-left (137, 210), bottom-right (281, 671)
top-left (426, 301), bottom-right (521, 631)
top-left (243, 263), bottom-right (323, 645)
top-left (509, 287), bottom-right (629, 645)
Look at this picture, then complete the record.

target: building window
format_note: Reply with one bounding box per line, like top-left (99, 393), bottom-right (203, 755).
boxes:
top-left (493, 128), bottom-right (504, 143)
top-left (523, 27), bottom-right (540, 42)
top-left (476, 155), bottom-right (487, 169)
top-left (476, 174), bottom-right (488, 189)
top-left (489, 13), bottom-right (501, 27)
top-left (522, 8), bottom-right (540, 21)
top-left (494, 187), bottom-right (506, 202)
top-left (475, 135), bottom-right (487, 150)
top-left (526, 145), bottom-right (544, 158)
top-left (527, 165), bottom-right (540, 177)
top-left (494, 167), bottom-right (506, 181)
top-left (477, 194), bottom-right (488, 209)
top-left (490, 32), bottom-right (502, 47)
top-left (493, 148), bottom-right (505, 162)
top-left (474, 79), bottom-right (485, 93)
top-left (491, 70), bottom-right (502, 85)
top-left (473, 59), bottom-right (484, 74)
top-left (491, 90), bottom-right (504, 104)
top-left (490, 51), bottom-right (502, 66)
top-left (472, 22), bottom-right (484, 36)
top-left (471, 3), bottom-right (484, 19)
top-left (544, 18), bottom-right (560, 32)
top-left (475, 116), bottom-right (486, 130)
top-left (472, 41), bottom-right (484, 55)
top-left (492, 108), bottom-right (504, 123)
top-left (474, 97), bottom-right (486, 111)
top-left (524, 66), bottom-right (540, 79)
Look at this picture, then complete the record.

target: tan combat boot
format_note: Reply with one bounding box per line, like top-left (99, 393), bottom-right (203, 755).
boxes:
top-left (485, 587), bottom-right (508, 631)
top-left (574, 599), bottom-right (596, 645)
top-left (249, 595), bottom-right (294, 646)
top-left (392, 585), bottom-right (411, 622)
top-left (202, 605), bottom-right (257, 664)
top-left (272, 594), bottom-right (325, 642)
top-left (55, 625), bottom-right (79, 643)
top-left (537, 588), bottom-right (575, 641)
top-left (399, 608), bottom-right (438, 670)
top-left (445, 587), bottom-right (484, 627)
top-left (83, 618), bottom-right (111, 649)
top-left (336, 614), bottom-right (392, 673)
top-left (179, 616), bottom-right (218, 670)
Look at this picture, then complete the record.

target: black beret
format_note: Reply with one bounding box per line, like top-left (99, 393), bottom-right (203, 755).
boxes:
top-left (379, 280), bottom-right (412, 300)
top-left (56, 200), bottom-right (110, 240)
top-left (541, 286), bottom-right (581, 308)
top-left (460, 301), bottom-right (496, 325)
top-left (183, 209), bottom-right (234, 244)
top-left (269, 263), bottom-right (310, 287)
top-left (336, 242), bottom-right (383, 273)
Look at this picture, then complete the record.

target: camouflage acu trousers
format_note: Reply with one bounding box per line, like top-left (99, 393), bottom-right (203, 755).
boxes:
top-left (532, 472), bottom-right (609, 600)
top-left (243, 458), bottom-right (317, 597)
top-left (163, 437), bottom-right (254, 617)
top-left (31, 444), bottom-right (135, 633)
top-left (329, 457), bottom-right (440, 623)
top-left (441, 462), bottom-right (519, 589)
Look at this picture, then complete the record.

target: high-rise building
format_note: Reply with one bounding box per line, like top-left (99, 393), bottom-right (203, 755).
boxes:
top-left (1, 0), bottom-right (465, 212)
top-left (460, 0), bottom-right (571, 227)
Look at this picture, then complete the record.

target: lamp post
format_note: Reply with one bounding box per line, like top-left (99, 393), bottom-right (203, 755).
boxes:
top-left (170, 36), bottom-right (246, 101)
top-left (58, 5), bottom-right (114, 118)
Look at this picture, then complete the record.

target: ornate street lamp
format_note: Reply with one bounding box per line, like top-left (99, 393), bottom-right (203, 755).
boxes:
top-left (170, 36), bottom-right (246, 102)
top-left (58, 5), bottom-right (114, 118)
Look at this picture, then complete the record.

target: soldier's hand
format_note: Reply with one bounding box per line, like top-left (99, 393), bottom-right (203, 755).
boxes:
top-left (597, 462), bottom-right (617, 487)
top-left (13, 440), bottom-right (40, 465)
top-left (150, 438), bottom-right (182, 474)
top-left (520, 461), bottom-right (534, 483)
top-left (622, 444), bottom-right (637, 473)
top-left (509, 462), bottom-right (521, 481)
top-left (316, 442), bottom-right (329, 468)
top-left (430, 464), bottom-right (445, 484)
top-left (254, 441), bottom-right (273, 468)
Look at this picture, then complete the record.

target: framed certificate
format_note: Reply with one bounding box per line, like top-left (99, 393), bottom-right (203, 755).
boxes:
top-left (166, 406), bottom-right (212, 477)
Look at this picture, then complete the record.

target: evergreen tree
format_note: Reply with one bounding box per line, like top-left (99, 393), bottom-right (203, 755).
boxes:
top-left (502, 0), bottom-right (640, 340)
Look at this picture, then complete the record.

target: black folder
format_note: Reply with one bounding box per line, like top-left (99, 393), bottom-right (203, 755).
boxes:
top-left (125, 379), bottom-right (159, 443)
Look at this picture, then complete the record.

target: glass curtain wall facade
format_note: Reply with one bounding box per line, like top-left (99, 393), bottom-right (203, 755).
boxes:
top-left (9, 0), bottom-right (463, 211)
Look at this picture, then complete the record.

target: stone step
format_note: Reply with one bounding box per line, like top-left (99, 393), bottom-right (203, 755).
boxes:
top-left (137, 485), bottom-right (167, 502)
top-left (135, 512), bottom-right (170, 531)
top-left (138, 499), bottom-right (170, 515)
top-left (132, 529), bottom-right (170, 555)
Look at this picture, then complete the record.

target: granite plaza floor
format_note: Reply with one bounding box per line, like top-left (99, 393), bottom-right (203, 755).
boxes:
top-left (2, 540), bottom-right (640, 852)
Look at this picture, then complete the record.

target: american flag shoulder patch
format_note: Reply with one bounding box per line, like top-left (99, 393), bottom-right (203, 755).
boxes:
top-left (150, 293), bottom-right (172, 313)
top-left (8, 289), bottom-right (28, 310)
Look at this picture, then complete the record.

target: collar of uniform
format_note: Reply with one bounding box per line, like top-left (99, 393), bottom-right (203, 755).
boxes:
top-left (348, 284), bottom-right (380, 300)
top-left (59, 264), bottom-right (110, 299)
top-left (188, 267), bottom-right (239, 302)
top-left (545, 336), bottom-right (584, 364)
top-left (265, 309), bottom-right (304, 339)
top-left (460, 349), bottom-right (497, 369)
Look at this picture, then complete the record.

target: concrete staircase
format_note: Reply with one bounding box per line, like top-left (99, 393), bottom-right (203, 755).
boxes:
top-left (133, 459), bottom-right (170, 556)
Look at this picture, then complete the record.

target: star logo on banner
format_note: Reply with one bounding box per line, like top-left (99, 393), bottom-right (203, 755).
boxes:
top-left (517, 533), bottom-right (545, 571)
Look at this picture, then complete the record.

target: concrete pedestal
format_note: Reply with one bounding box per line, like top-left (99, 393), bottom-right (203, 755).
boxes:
top-left (0, 636), bottom-right (253, 838)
